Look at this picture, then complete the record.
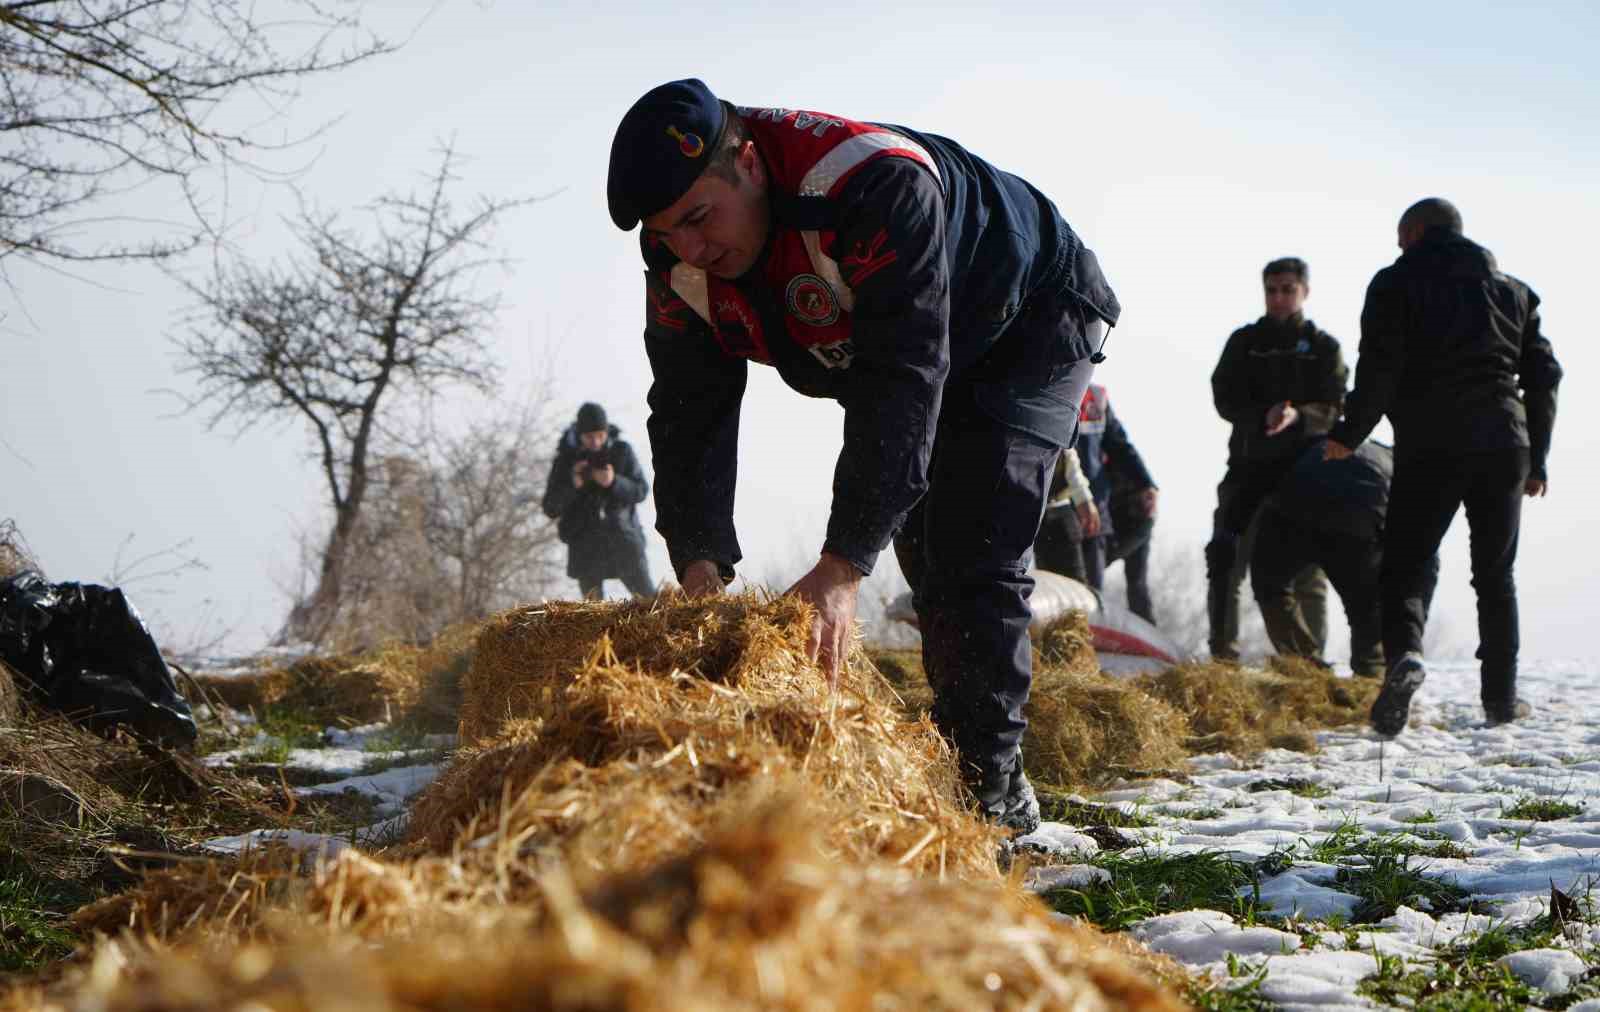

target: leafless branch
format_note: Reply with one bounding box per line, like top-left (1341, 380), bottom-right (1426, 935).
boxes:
top-left (171, 143), bottom-right (537, 640)
top-left (0, 0), bottom-right (394, 265)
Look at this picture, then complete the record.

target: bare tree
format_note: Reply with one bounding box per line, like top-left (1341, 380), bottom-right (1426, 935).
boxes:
top-left (288, 406), bottom-right (564, 649)
top-left (174, 146), bottom-right (532, 641)
top-left (417, 406), bottom-right (564, 623)
top-left (0, 0), bottom-right (391, 265)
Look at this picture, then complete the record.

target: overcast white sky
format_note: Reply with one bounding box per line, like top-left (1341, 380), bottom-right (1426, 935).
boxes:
top-left (2, 1), bottom-right (1595, 663)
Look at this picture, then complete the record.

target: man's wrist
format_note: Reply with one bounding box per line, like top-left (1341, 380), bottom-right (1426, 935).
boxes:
top-left (819, 551), bottom-right (867, 582)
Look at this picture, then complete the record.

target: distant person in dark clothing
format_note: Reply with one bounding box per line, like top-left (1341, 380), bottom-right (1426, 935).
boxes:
top-left (542, 402), bottom-right (655, 599)
top-left (1253, 439), bottom-right (1436, 677)
top-left (1032, 384), bottom-right (1157, 622)
top-left (1208, 257), bottom-right (1347, 660)
top-left (1328, 198), bottom-right (1562, 734)
top-left (1104, 449), bottom-right (1158, 625)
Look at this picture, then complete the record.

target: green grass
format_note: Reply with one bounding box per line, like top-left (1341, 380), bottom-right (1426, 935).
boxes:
top-left (1357, 919), bottom-right (1600, 1011)
top-left (1401, 811), bottom-right (1440, 824)
top-left (1182, 955), bottom-right (1274, 1012)
top-left (1358, 949), bottom-right (1539, 1010)
top-left (1486, 754), bottom-right (1549, 769)
top-left (238, 704), bottom-right (327, 764)
top-left (1246, 777), bottom-right (1332, 799)
top-left (360, 723), bottom-right (435, 754)
top-left (1332, 853), bottom-right (1471, 923)
top-left (1292, 821), bottom-right (1471, 866)
top-left (1042, 849), bottom-right (1262, 932)
top-left (1501, 796), bottom-right (1583, 822)
top-left (243, 738), bottom-right (295, 765)
top-left (1038, 796), bottom-right (1157, 829)
top-left (256, 706), bottom-right (326, 750)
top-left (1162, 806), bottom-right (1227, 821)
top-left (0, 852), bottom-right (88, 973)
top-left (359, 746), bottom-right (452, 776)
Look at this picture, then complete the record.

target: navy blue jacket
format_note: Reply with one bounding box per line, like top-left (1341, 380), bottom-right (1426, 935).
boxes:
top-left (1269, 439), bottom-right (1394, 541)
top-left (642, 109), bottom-right (1119, 579)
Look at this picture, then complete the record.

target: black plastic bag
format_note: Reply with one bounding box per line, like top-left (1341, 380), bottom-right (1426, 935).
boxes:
top-left (0, 571), bottom-right (198, 746)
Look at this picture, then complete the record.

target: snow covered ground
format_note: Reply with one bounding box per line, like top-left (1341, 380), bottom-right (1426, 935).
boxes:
top-left (1021, 658), bottom-right (1600, 1008)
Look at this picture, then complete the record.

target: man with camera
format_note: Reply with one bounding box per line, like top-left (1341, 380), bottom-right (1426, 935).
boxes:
top-left (541, 402), bottom-right (655, 599)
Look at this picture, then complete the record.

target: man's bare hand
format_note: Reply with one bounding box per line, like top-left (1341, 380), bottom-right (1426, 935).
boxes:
top-left (1138, 487), bottom-right (1159, 518)
top-left (572, 461), bottom-right (588, 488)
top-left (1076, 501), bottom-right (1102, 538)
top-left (785, 552), bottom-right (862, 688)
top-left (1323, 439), bottom-right (1354, 461)
top-left (592, 463), bottom-right (616, 488)
top-left (1264, 401), bottom-right (1299, 437)
top-left (681, 560), bottom-right (724, 597)
top-left (1525, 478), bottom-right (1549, 498)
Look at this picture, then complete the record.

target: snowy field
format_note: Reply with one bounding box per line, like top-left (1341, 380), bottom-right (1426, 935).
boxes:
top-left (1021, 657), bottom-right (1600, 1009)
top-left (201, 656), bottom-right (1599, 1009)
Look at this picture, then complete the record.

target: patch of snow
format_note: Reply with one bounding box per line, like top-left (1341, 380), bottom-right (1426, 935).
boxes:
top-left (204, 829), bottom-right (349, 858)
top-left (1497, 948), bottom-right (1590, 994)
top-left (1250, 951), bottom-right (1383, 1010)
top-left (1014, 823), bottom-right (1100, 859)
top-left (1131, 909), bottom-right (1301, 963)
top-left (296, 763), bottom-right (442, 817)
top-left (1254, 871), bottom-right (1361, 919)
top-left (1023, 864), bottom-right (1109, 893)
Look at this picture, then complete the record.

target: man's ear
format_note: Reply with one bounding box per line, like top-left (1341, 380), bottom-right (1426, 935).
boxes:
top-left (738, 140), bottom-right (764, 187)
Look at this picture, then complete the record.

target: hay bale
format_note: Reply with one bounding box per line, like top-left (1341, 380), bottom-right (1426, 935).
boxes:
top-left (1022, 664), bottom-right (1190, 792)
top-left (1138, 661), bottom-right (1379, 755)
top-left (194, 620), bottom-right (478, 732)
top-left (870, 633), bottom-right (1185, 795)
top-left (458, 591), bottom-right (895, 744)
top-left (416, 594), bottom-right (998, 879)
top-left (45, 803), bottom-right (1187, 1012)
top-left (1036, 610), bottom-right (1098, 675)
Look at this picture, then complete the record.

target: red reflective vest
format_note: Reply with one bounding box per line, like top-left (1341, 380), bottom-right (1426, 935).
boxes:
top-left (653, 106), bottom-right (941, 372)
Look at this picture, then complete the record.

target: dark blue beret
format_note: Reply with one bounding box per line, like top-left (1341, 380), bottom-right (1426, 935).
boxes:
top-left (607, 79), bottom-right (727, 231)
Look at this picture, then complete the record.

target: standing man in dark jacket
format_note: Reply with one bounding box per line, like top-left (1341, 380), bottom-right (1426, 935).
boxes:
top-left (607, 80), bottom-right (1120, 834)
top-left (541, 402), bottom-right (655, 600)
top-left (1208, 257), bottom-right (1347, 661)
top-left (1252, 439), bottom-right (1438, 677)
top-left (1327, 198), bottom-right (1562, 734)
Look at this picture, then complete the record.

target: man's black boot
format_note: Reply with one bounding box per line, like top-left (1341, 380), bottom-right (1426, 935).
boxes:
top-left (1370, 652), bottom-right (1426, 737)
top-left (972, 754), bottom-right (1041, 836)
top-left (1484, 698), bottom-right (1532, 727)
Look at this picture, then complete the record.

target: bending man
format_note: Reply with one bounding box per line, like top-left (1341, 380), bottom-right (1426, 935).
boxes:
top-left (607, 80), bottom-right (1119, 833)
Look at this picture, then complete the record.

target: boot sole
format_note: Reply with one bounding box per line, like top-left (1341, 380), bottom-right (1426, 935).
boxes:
top-left (1370, 665), bottom-right (1426, 738)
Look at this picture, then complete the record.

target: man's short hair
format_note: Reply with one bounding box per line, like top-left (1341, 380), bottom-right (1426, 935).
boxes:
top-left (1399, 197), bottom-right (1463, 235)
top-left (701, 109), bottom-right (750, 185)
top-left (1262, 257), bottom-right (1309, 284)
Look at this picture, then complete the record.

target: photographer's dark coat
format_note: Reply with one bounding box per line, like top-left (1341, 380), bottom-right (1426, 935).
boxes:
top-left (541, 424), bottom-right (650, 583)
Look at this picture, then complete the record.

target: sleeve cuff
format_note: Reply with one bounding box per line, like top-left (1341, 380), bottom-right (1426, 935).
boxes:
top-left (821, 539), bottom-right (878, 577)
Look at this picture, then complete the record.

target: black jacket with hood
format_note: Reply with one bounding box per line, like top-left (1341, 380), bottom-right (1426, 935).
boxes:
top-left (541, 424), bottom-right (650, 581)
top-left (1330, 228), bottom-right (1562, 479)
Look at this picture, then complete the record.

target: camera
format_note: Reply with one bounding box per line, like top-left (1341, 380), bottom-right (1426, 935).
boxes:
top-left (577, 447), bottom-right (611, 470)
